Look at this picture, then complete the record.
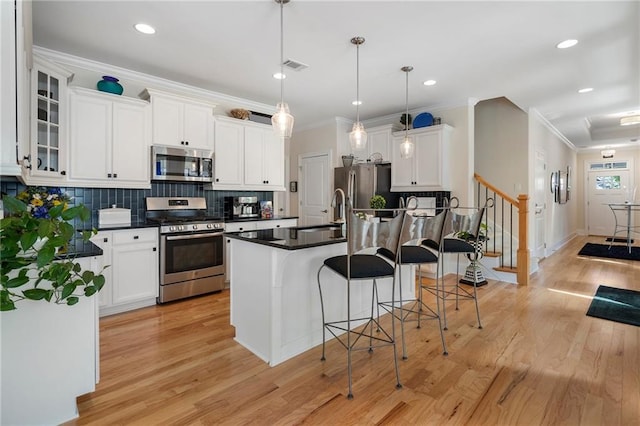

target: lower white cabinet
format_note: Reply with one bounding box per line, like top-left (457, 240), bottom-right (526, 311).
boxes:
top-left (91, 227), bottom-right (159, 316)
top-left (224, 218), bottom-right (297, 285)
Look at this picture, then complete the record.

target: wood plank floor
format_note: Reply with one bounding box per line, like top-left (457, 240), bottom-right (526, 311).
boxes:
top-left (69, 236), bottom-right (640, 425)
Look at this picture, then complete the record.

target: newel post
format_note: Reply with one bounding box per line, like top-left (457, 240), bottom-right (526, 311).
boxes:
top-left (517, 194), bottom-right (530, 286)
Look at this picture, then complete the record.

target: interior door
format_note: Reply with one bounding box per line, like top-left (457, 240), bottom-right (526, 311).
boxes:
top-left (587, 165), bottom-right (631, 236)
top-left (299, 153), bottom-right (330, 226)
top-left (534, 150), bottom-right (546, 259)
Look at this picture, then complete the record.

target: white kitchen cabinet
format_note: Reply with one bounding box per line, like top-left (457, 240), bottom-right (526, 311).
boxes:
top-left (212, 116), bottom-right (286, 191)
top-left (244, 125), bottom-right (284, 189)
top-left (349, 124), bottom-right (394, 163)
top-left (25, 55), bottom-right (73, 182)
top-left (224, 218), bottom-right (297, 285)
top-left (141, 88), bottom-right (215, 150)
top-left (69, 88), bottom-right (150, 188)
top-left (91, 228), bottom-right (158, 317)
top-left (391, 124), bottom-right (452, 191)
top-left (213, 118), bottom-right (244, 186)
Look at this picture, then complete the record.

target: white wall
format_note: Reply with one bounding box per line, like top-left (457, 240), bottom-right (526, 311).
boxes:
top-left (529, 110), bottom-right (577, 253)
top-left (475, 97), bottom-right (528, 198)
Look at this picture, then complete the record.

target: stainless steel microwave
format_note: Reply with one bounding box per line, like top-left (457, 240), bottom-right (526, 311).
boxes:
top-left (151, 145), bottom-right (214, 182)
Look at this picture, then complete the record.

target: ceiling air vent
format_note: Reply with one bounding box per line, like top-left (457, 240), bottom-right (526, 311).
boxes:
top-left (283, 59), bottom-right (308, 71)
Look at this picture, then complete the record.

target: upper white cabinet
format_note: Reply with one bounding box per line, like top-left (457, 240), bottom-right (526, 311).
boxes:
top-left (391, 124), bottom-right (452, 191)
top-left (212, 116), bottom-right (286, 191)
top-left (350, 124), bottom-right (394, 163)
top-left (25, 56), bottom-right (73, 182)
top-left (69, 88), bottom-right (150, 188)
top-left (213, 117), bottom-right (244, 186)
top-left (244, 125), bottom-right (284, 189)
top-left (141, 88), bottom-right (215, 150)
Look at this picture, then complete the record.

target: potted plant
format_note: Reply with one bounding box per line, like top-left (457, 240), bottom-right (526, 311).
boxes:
top-left (369, 194), bottom-right (387, 210)
top-left (1, 186), bottom-right (105, 311)
top-left (400, 113), bottom-right (412, 130)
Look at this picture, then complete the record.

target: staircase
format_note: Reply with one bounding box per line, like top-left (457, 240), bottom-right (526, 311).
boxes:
top-left (474, 173), bottom-right (530, 285)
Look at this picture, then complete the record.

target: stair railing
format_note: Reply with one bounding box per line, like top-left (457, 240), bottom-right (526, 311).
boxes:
top-left (474, 173), bottom-right (530, 286)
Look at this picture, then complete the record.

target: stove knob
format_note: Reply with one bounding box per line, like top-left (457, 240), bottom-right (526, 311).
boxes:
top-left (207, 223), bottom-right (213, 229)
top-left (170, 226), bottom-right (176, 232)
top-left (178, 225), bottom-right (184, 231)
top-left (193, 224), bottom-right (198, 230)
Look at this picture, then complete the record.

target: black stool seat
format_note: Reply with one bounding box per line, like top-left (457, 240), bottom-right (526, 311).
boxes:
top-left (378, 245), bottom-right (438, 265)
top-left (324, 254), bottom-right (395, 279)
top-left (442, 238), bottom-right (475, 253)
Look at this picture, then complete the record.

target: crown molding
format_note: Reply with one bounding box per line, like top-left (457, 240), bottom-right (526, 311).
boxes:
top-left (529, 108), bottom-right (577, 151)
top-left (33, 46), bottom-right (276, 114)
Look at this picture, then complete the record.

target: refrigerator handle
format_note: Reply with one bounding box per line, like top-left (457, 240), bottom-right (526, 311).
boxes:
top-left (348, 170), bottom-right (356, 208)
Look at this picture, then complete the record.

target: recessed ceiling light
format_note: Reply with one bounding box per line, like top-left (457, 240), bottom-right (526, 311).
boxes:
top-left (423, 80), bottom-right (437, 86)
top-left (556, 39), bottom-right (578, 49)
top-left (577, 87), bottom-right (593, 93)
top-left (273, 72), bottom-right (286, 80)
top-left (352, 100), bottom-right (362, 106)
top-left (134, 23), bottom-right (156, 35)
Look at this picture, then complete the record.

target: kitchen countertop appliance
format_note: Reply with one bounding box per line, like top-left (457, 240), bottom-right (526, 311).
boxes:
top-left (224, 196), bottom-right (260, 219)
top-left (334, 162), bottom-right (399, 218)
top-left (145, 197), bottom-right (225, 303)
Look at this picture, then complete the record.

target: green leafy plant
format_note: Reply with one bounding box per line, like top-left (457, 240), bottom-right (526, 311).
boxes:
top-left (369, 195), bottom-right (386, 209)
top-left (1, 188), bottom-right (105, 311)
top-left (456, 223), bottom-right (489, 241)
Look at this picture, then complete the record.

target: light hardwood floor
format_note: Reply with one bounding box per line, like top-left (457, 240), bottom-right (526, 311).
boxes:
top-left (69, 236), bottom-right (640, 425)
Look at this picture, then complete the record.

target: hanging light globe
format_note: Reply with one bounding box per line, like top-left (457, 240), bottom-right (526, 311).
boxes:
top-left (272, 102), bottom-right (294, 138)
top-left (400, 136), bottom-right (415, 159)
top-left (349, 122), bottom-right (368, 151)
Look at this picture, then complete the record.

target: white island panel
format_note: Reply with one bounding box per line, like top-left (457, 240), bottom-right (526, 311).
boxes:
top-left (230, 238), bottom-right (412, 366)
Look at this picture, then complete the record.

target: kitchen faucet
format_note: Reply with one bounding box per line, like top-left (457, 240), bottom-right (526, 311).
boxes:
top-left (331, 188), bottom-right (346, 224)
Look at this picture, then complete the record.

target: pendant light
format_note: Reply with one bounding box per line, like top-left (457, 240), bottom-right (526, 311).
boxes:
top-left (349, 36), bottom-right (367, 151)
top-left (399, 66), bottom-right (415, 159)
top-left (271, 0), bottom-right (294, 138)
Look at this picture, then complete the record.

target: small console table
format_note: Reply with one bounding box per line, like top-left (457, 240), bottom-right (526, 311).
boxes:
top-left (607, 203), bottom-right (640, 253)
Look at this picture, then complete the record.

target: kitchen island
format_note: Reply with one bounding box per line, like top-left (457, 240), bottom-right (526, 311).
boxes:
top-left (226, 225), bottom-right (413, 366)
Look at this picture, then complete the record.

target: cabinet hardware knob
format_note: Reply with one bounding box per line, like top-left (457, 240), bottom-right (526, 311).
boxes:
top-left (216, 178), bottom-right (219, 182)
top-left (133, 235), bottom-right (139, 239)
top-left (153, 247), bottom-right (157, 251)
top-left (321, 209), bottom-right (328, 213)
top-left (113, 173), bottom-right (118, 178)
top-left (239, 228), bottom-right (243, 231)
top-left (103, 238), bottom-right (108, 243)
top-left (60, 170), bottom-right (66, 176)
top-left (185, 141), bottom-right (189, 145)
top-left (107, 173), bottom-right (112, 178)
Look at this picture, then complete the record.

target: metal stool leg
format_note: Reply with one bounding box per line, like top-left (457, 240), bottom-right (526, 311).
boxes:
top-left (317, 265), bottom-right (327, 361)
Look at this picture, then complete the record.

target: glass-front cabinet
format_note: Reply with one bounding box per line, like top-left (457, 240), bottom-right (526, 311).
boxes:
top-left (28, 56), bottom-right (73, 179)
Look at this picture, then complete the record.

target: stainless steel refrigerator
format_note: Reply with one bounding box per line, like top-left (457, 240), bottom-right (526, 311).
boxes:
top-left (334, 162), bottom-right (398, 218)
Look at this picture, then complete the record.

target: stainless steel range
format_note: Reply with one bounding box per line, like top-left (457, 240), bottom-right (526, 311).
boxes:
top-left (146, 197), bottom-right (225, 303)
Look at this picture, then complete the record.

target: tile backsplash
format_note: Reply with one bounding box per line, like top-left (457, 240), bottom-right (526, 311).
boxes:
top-left (0, 178), bottom-right (272, 229)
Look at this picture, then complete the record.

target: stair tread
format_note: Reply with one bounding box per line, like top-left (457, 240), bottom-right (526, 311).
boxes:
top-left (494, 266), bottom-right (518, 273)
top-left (483, 251), bottom-right (502, 258)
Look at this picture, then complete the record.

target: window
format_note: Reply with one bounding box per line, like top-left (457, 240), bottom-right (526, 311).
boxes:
top-left (595, 175), bottom-right (621, 190)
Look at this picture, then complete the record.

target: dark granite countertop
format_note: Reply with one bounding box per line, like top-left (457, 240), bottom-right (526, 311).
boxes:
top-left (54, 237), bottom-right (103, 260)
top-left (226, 224), bottom-right (345, 250)
top-left (224, 216), bottom-right (298, 224)
top-left (93, 220), bottom-right (159, 231)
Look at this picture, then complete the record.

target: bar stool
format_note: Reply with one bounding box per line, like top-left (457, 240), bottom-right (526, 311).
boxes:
top-left (377, 209), bottom-right (449, 359)
top-left (427, 198), bottom-right (492, 330)
top-left (316, 206), bottom-right (405, 399)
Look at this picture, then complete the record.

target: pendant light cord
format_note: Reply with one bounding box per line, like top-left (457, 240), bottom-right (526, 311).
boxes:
top-left (356, 42), bottom-right (360, 123)
top-left (405, 68), bottom-right (409, 140)
top-left (280, 0), bottom-right (285, 104)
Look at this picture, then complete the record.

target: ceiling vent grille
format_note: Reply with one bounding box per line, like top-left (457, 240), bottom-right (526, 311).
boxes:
top-left (283, 59), bottom-right (308, 71)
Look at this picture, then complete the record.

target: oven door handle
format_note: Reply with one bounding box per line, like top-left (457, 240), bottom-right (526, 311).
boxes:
top-left (165, 233), bottom-right (222, 241)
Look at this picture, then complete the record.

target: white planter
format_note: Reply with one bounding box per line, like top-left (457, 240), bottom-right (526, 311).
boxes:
top-left (0, 257), bottom-right (98, 425)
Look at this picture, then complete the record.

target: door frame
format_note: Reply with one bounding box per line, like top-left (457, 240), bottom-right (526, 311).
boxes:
top-left (584, 157), bottom-right (634, 236)
top-left (533, 149), bottom-right (547, 260)
top-left (298, 149), bottom-right (333, 225)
